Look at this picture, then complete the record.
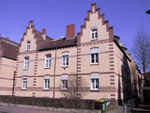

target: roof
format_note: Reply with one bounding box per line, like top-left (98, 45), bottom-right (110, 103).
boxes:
top-left (0, 36), bottom-right (19, 60)
top-left (1, 42), bottom-right (19, 60)
top-left (39, 37), bottom-right (77, 51)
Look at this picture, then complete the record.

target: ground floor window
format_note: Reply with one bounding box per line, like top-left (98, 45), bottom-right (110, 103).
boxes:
top-left (43, 76), bottom-right (50, 90)
top-left (90, 73), bottom-right (99, 90)
top-left (61, 75), bottom-right (68, 90)
top-left (22, 77), bottom-right (27, 89)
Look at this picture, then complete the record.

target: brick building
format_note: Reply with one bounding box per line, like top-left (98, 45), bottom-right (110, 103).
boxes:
top-left (11, 3), bottom-right (141, 105)
top-left (0, 35), bottom-right (19, 95)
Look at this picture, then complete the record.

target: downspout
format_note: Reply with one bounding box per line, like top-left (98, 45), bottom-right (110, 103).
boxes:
top-left (12, 71), bottom-right (16, 96)
top-left (53, 46), bottom-right (57, 98)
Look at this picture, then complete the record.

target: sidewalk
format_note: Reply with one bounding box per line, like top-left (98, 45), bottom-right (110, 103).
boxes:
top-left (107, 106), bottom-right (123, 113)
top-left (131, 104), bottom-right (150, 113)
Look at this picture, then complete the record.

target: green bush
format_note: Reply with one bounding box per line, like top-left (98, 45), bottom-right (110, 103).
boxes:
top-left (0, 95), bottom-right (95, 110)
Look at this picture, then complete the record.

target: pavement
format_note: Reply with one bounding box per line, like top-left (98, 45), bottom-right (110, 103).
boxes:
top-left (107, 106), bottom-right (123, 113)
top-left (0, 105), bottom-right (61, 113)
top-left (131, 104), bottom-right (150, 113)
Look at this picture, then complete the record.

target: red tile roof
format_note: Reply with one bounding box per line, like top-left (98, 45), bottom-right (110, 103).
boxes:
top-left (39, 37), bottom-right (77, 51)
top-left (0, 37), bottom-right (19, 60)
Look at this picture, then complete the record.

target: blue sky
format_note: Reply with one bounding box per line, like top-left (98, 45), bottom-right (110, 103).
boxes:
top-left (0, 0), bottom-right (149, 53)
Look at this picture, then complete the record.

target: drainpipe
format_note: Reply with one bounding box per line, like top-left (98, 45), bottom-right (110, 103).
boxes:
top-left (53, 46), bottom-right (57, 98)
top-left (12, 71), bottom-right (16, 96)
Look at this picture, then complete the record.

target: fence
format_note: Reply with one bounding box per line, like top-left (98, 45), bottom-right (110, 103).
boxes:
top-left (123, 98), bottom-right (136, 113)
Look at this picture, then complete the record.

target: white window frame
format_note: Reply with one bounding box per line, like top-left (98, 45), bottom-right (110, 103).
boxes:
top-left (62, 52), bottom-right (69, 66)
top-left (45, 55), bottom-right (51, 68)
top-left (22, 77), bottom-right (27, 89)
top-left (91, 29), bottom-right (98, 40)
top-left (61, 75), bottom-right (68, 90)
top-left (26, 41), bottom-right (30, 50)
top-left (90, 73), bottom-right (99, 90)
top-left (43, 76), bottom-right (50, 90)
top-left (90, 48), bottom-right (99, 64)
top-left (24, 57), bottom-right (29, 69)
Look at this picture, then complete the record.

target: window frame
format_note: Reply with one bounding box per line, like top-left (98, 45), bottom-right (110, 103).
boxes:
top-left (43, 76), bottom-right (50, 90)
top-left (26, 41), bottom-right (31, 50)
top-left (90, 73), bottom-right (99, 91)
top-left (61, 80), bottom-right (68, 90)
top-left (62, 52), bottom-right (69, 67)
top-left (90, 48), bottom-right (99, 64)
top-left (24, 57), bottom-right (29, 69)
top-left (61, 75), bottom-right (68, 90)
top-left (91, 29), bottom-right (98, 40)
top-left (45, 55), bottom-right (51, 68)
top-left (22, 77), bottom-right (27, 89)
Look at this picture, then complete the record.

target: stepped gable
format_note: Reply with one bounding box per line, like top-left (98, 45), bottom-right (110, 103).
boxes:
top-left (20, 20), bottom-right (53, 50)
top-left (77, 3), bottom-right (114, 45)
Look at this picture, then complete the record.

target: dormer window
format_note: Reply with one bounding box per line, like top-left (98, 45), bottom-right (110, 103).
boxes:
top-left (91, 29), bottom-right (98, 40)
top-left (26, 41), bottom-right (30, 50)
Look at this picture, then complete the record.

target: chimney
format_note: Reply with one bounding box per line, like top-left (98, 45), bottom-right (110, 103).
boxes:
top-left (42, 28), bottom-right (46, 40)
top-left (0, 33), bottom-right (1, 37)
top-left (66, 24), bottom-right (75, 38)
top-left (6, 37), bottom-right (9, 40)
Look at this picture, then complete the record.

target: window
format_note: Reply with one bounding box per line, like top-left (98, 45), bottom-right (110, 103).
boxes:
top-left (26, 41), bottom-right (30, 50)
top-left (90, 73), bottom-right (99, 90)
top-left (24, 57), bottom-right (29, 69)
top-left (45, 55), bottom-right (51, 68)
top-left (22, 77), bottom-right (27, 89)
top-left (61, 75), bottom-right (68, 90)
top-left (43, 76), bottom-right (50, 90)
top-left (90, 48), bottom-right (99, 64)
top-left (91, 29), bottom-right (98, 40)
top-left (62, 52), bottom-right (69, 66)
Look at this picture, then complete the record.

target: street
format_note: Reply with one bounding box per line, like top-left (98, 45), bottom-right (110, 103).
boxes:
top-left (0, 106), bottom-right (62, 113)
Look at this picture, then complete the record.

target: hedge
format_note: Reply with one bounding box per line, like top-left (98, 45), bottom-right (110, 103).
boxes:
top-left (0, 95), bottom-right (95, 110)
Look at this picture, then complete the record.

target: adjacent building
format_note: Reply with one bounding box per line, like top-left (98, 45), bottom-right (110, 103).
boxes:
top-left (0, 35), bottom-right (19, 95)
top-left (0, 3), bottom-right (141, 105)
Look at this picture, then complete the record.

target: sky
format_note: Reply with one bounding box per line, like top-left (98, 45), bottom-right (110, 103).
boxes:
top-left (0, 0), bottom-right (150, 53)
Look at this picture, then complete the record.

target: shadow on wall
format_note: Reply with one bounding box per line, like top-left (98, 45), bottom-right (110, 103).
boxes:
top-left (118, 56), bottom-right (139, 105)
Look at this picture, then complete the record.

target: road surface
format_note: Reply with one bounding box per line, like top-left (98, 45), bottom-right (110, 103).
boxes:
top-left (0, 106), bottom-right (62, 113)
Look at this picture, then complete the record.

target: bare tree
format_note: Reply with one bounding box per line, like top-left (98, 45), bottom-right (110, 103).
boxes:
top-left (61, 75), bottom-right (88, 99)
top-left (132, 28), bottom-right (150, 73)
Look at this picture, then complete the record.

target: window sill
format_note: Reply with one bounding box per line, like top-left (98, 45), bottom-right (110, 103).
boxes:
top-left (90, 63), bottom-right (99, 66)
top-left (61, 66), bottom-right (69, 68)
top-left (23, 69), bottom-right (28, 71)
top-left (44, 67), bottom-right (51, 69)
top-left (21, 89), bottom-right (27, 91)
top-left (90, 90), bottom-right (99, 92)
top-left (61, 89), bottom-right (68, 91)
top-left (91, 39), bottom-right (98, 41)
top-left (43, 89), bottom-right (50, 91)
